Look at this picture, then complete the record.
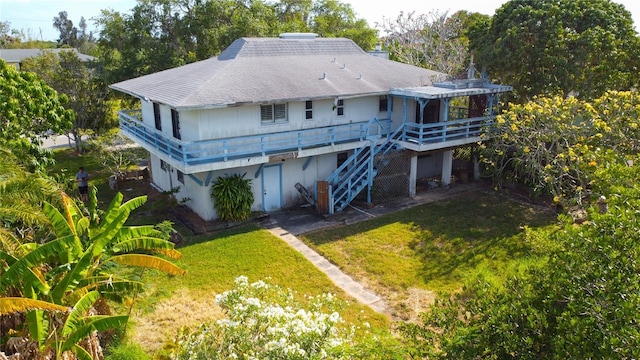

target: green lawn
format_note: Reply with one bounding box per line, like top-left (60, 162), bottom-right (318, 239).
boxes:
top-left (128, 225), bottom-right (393, 355)
top-left (48, 149), bottom-right (558, 355)
top-left (299, 190), bottom-right (558, 319)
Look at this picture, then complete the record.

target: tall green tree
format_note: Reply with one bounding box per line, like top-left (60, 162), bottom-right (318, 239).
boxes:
top-left (471, 0), bottom-right (640, 102)
top-left (0, 59), bottom-right (74, 170)
top-left (52, 11), bottom-right (95, 53)
top-left (480, 90), bottom-right (640, 208)
top-left (94, 0), bottom-right (377, 82)
top-left (310, 0), bottom-right (377, 51)
top-left (21, 50), bottom-right (116, 153)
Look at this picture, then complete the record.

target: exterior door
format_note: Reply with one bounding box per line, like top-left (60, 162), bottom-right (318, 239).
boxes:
top-left (262, 164), bottom-right (282, 211)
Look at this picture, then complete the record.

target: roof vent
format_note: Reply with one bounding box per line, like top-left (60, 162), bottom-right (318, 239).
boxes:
top-left (279, 33), bottom-right (319, 40)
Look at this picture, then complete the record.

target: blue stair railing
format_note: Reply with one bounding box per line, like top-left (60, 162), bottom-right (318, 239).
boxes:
top-left (323, 120), bottom-right (405, 214)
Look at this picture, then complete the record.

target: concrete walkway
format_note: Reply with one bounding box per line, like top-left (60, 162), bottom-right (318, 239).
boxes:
top-left (261, 182), bottom-right (481, 314)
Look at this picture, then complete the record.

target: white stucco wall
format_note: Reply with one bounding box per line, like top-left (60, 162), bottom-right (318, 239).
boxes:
top-left (149, 151), bottom-right (342, 221)
top-left (169, 96), bottom-right (391, 142)
top-left (142, 94), bottom-right (421, 220)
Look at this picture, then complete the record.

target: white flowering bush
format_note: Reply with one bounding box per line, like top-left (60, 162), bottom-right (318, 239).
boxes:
top-left (170, 276), bottom-right (355, 359)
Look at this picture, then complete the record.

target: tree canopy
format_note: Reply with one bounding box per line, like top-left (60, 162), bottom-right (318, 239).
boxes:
top-left (400, 90), bottom-right (640, 358)
top-left (470, 0), bottom-right (640, 102)
top-left (0, 59), bottom-right (74, 170)
top-left (52, 11), bottom-right (96, 53)
top-left (379, 10), bottom-right (479, 78)
top-left (93, 0), bottom-right (377, 83)
top-left (21, 50), bottom-right (116, 152)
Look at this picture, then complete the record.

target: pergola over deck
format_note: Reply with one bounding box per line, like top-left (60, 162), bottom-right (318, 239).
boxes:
top-left (390, 78), bottom-right (513, 152)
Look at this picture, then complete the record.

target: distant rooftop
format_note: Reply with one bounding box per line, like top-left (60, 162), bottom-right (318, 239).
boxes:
top-left (0, 48), bottom-right (95, 64)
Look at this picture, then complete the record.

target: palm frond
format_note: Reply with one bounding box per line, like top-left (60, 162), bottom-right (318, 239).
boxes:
top-left (110, 254), bottom-right (186, 275)
top-left (0, 297), bottom-right (67, 315)
top-left (62, 291), bottom-right (99, 337)
top-left (115, 225), bottom-right (168, 241)
top-left (63, 315), bottom-right (128, 352)
top-left (43, 201), bottom-right (76, 238)
top-left (111, 237), bottom-right (180, 257)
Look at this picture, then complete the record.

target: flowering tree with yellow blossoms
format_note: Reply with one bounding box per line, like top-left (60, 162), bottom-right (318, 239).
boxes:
top-left (480, 90), bottom-right (640, 208)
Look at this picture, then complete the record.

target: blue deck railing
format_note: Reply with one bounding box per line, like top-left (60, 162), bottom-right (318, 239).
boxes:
top-left (118, 110), bottom-right (391, 167)
top-left (400, 116), bottom-right (491, 145)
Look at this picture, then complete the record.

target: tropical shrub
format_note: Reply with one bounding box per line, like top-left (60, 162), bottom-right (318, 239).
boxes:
top-left (1, 185), bottom-right (185, 358)
top-left (210, 173), bottom-right (254, 221)
top-left (480, 90), bottom-right (640, 208)
top-left (399, 157), bottom-right (640, 358)
top-left (170, 276), bottom-right (354, 360)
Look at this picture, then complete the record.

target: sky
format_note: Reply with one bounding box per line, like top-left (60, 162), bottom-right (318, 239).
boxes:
top-left (1, 0), bottom-right (639, 42)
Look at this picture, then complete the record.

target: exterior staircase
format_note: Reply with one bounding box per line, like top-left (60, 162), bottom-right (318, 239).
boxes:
top-left (323, 123), bottom-right (404, 214)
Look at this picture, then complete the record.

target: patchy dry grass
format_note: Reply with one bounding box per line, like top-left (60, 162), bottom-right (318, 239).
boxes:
top-left (129, 288), bottom-right (225, 354)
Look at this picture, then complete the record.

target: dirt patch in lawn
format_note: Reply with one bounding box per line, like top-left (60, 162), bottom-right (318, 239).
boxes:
top-left (129, 288), bottom-right (225, 354)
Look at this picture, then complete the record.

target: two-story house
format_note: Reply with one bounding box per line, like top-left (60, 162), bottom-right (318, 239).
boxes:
top-left (110, 33), bottom-right (511, 221)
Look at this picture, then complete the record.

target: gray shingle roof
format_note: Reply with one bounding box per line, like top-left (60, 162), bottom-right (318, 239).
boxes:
top-left (0, 48), bottom-right (95, 63)
top-left (110, 36), bottom-right (445, 109)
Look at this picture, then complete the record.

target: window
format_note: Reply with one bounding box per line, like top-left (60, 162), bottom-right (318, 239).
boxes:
top-left (305, 100), bottom-right (313, 120)
top-left (177, 170), bottom-right (184, 184)
top-left (160, 160), bottom-right (169, 172)
top-left (379, 95), bottom-right (388, 112)
top-left (261, 103), bottom-right (287, 124)
top-left (153, 102), bottom-right (162, 130)
top-left (171, 109), bottom-right (181, 139)
top-left (336, 99), bottom-right (344, 116)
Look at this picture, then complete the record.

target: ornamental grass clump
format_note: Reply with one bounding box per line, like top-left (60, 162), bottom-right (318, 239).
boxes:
top-left (170, 276), bottom-right (355, 359)
top-left (211, 173), bottom-right (254, 221)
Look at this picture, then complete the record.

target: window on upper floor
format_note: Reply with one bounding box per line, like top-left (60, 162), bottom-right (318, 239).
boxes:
top-left (171, 108), bottom-right (181, 139)
top-left (336, 99), bottom-right (344, 116)
top-left (177, 170), bottom-right (184, 184)
top-left (261, 103), bottom-right (287, 124)
top-left (153, 102), bottom-right (162, 131)
top-left (305, 100), bottom-right (313, 120)
top-left (379, 95), bottom-right (389, 112)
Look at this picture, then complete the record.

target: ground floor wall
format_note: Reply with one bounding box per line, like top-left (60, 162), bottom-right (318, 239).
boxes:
top-left (416, 151), bottom-right (444, 179)
top-left (149, 153), bottom-right (340, 221)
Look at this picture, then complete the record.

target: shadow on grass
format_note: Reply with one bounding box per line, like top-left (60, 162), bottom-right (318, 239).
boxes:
top-left (302, 191), bottom-right (558, 289)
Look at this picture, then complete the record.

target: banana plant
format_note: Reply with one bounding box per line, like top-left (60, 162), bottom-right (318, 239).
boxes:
top-left (0, 187), bottom-right (185, 356)
top-left (54, 291), bottom-right (128, 360)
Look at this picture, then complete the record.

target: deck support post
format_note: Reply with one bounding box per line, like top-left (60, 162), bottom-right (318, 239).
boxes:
top-left (442, 150), bottom-right (453, 186)
top-left (409, 155), bottom-right (417, 198)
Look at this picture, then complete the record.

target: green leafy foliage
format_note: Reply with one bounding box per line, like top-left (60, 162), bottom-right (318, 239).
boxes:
top-left (0, 171), bottom-right (185, 357)
top-left (211, 173), bottom-right (254, 222)
top-left (480, 90), bottom-right (640, 208)
top-left (0, 59), bottom-right (74, 170)
top-left (400, 95), bottom-right (640, 358)
top-left (94, 0), bottom-right (378, 83)
top-left (399, 196), bottom-right (640, 358)
top-left (21, 50), bottom-right (116, 153)
top-left (471, 0), bottom-right (640, 102)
